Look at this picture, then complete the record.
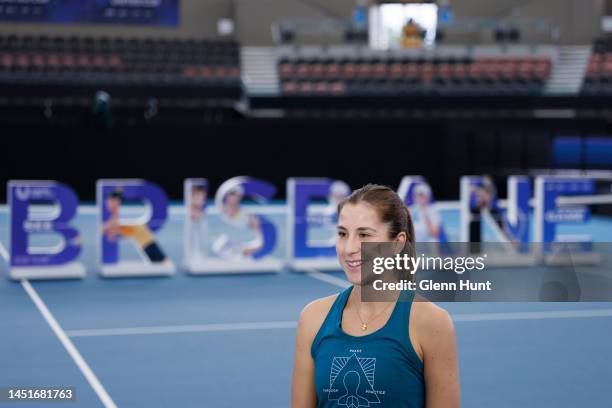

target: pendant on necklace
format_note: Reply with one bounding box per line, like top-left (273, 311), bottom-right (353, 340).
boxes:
top-left (361, 323), bottom-right (367, 331)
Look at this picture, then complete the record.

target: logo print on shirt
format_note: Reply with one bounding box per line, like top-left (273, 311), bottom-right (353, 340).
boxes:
top-left (328, 353), bottom-right (383, 407)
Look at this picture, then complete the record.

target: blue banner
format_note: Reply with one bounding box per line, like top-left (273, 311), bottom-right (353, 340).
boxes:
top-left (0, 0), bottom-right (179, 26)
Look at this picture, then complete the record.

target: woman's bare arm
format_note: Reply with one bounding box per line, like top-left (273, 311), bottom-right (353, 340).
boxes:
top-left (417, 303), bottom-right (461, 408)
top-left (291, 296), bottom-right (336, 408)
top-left (291, 308), bottom-right (317, 408)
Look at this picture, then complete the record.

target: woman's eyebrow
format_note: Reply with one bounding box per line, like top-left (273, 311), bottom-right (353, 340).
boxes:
top-left (356, 227), bottom-right (377, 233)
top-left (336, 226), bottom-right (377, 233)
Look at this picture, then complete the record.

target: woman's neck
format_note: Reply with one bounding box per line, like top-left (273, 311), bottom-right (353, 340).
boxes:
top-left (224, 206), bottom-right (239, 218)
top-left (348, 284), bottom-right (398, 319)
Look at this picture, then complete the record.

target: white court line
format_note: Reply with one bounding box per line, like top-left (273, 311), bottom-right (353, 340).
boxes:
top-left (452, 309), bottom-right (612, 322)
top-left (63, 309), bottom-right (612, 339)
top-left (66, 321), bottom-right (297, 338)
top-left (21, 280), bottom-right (117, 408)
top-left (304, 269), bottom-right (351, 288)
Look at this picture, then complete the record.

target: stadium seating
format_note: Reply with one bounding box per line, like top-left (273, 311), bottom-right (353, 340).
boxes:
top-left (582, 38), bottom-right (612, 94)
top-left (0, 35), bottom-right (241, 91)
top-left (278, 53), bottom-right (551, 96)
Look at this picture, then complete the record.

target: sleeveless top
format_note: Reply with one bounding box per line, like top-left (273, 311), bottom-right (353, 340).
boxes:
top-left (311, 286), bottom-right (425, 408)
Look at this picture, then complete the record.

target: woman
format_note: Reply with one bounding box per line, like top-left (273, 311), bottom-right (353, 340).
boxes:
top-left (212, 185), bottom-right (264, 259)
top-left (291, 184), bottom-right (460, 408)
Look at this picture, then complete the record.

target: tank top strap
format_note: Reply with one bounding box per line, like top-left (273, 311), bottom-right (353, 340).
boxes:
top-left (324, 286), bottom-right (353, 328)
top-left (310, 286), bottom-right (354, 358)
top-left (381, 290), bottom-right (416, 348)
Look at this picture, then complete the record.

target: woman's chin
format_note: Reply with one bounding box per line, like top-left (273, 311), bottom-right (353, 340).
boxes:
top-left (344, 269), bottom-right (362, 285)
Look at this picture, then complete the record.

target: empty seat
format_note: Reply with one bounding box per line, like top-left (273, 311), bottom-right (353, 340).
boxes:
top-left (277, 52), bottom-right (552, 96)
top-left (0, 34), bottom-right (241, 91)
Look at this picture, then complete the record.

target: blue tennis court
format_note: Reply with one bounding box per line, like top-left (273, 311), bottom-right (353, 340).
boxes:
top-left (1, 206), bottom-right (611, 408)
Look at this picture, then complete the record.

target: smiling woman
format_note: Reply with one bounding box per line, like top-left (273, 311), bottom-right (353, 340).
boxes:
top-left (291, 184), bottom-right (460, 408)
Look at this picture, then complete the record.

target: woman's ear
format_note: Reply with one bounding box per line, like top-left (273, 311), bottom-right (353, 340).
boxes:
top-left (394, 232), bottom-right (407, 254)
top-left (396, 231), bottom-right (407, 244)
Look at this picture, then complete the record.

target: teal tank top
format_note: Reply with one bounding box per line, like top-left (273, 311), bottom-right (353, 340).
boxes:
top-left (311, 286), bottom-right (425, 408)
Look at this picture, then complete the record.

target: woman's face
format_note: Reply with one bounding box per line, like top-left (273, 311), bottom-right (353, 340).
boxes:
top-left (415, 191), bottom-right (429, 206)
top-left (192, 189), bottom-right (206, 207)
top-left (336, 202), bottom-right (392, 285)
top-left (106, 197), bottom-right (120, 215)
top-left (224, 192), bottom-right (242, 209)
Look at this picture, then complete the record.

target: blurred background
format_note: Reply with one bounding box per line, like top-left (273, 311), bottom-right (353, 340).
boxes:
top-left (0, 0), bottom-right (611, 200)
top-left (1, 1), bottom-right (612, 408)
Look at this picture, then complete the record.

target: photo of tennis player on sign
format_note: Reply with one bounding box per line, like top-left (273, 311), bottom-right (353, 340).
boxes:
top-left (306, 180), bottom-right (351, 247)
top-left (410, 183), bottom-right (442, 243)
top-left (468, 175), bottom-right (504, 243)
top-left (211, 184), bottom-right (264, 260)
top-left (184, 179), bottom-right (209, 264)
top-left (102, 190), bottom-right (170, 264)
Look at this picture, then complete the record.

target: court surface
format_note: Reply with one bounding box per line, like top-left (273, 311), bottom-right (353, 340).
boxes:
top-left (1, 205), bottom-right (611, 408)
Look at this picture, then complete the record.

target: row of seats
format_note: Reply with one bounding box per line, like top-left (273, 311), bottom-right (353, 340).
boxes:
top-left (0, 35), bottom-right (241, 83)
top-left (0, 53), bottom-right (239, 78)
top-left (279, 56), bottom-right (551, 95)
top-left (0, 35), bottom-right (239, 57)
top-left (281, 79), bottom-right (545, 96)
top-left (280, 58), bottom-right (550, 80)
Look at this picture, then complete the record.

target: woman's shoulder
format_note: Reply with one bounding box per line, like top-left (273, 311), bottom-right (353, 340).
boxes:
top-left (410, 295), bottom-right (456, 353)
top-left (412, 295), bottom-right (454, 330)
top-left (299, 293), bottom-right (339, 325)
top-left (296, 293), bottom-right (341, 342)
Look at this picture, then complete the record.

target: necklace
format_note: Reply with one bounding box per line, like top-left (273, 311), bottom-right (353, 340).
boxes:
top-left (352, 297), bottom-right (395, 331)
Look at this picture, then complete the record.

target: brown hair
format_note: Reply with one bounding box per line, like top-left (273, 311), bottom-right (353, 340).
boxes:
top-left (337, 184), bottom-right (416, 261)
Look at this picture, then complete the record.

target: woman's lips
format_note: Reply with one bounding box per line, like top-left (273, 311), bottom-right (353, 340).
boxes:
top-left (345, 259), bottom-right (363, 270)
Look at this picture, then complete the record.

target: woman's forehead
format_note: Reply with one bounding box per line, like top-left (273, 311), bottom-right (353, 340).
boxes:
top-left (338, 202), bottom-right (381, 226)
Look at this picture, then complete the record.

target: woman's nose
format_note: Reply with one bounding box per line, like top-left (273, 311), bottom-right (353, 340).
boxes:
top-left (346, 233), bottom-right (361, 255)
